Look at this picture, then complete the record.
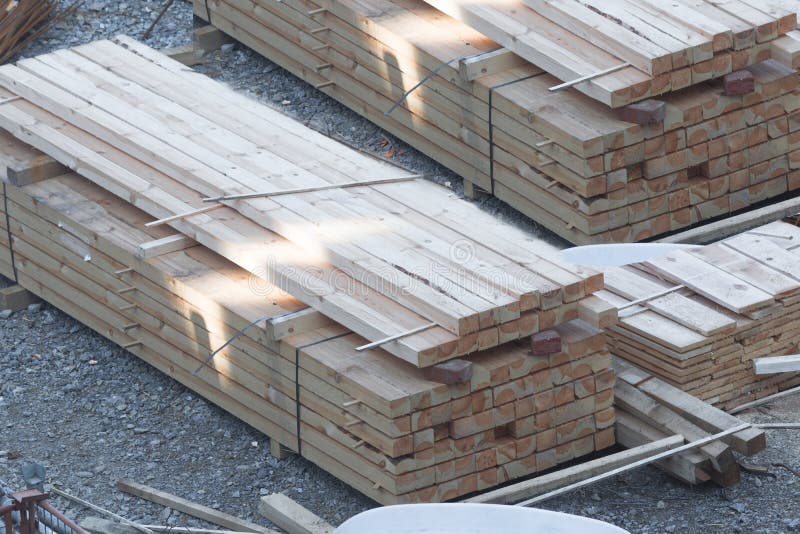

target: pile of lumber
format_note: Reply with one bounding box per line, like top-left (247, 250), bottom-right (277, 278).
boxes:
top-left (0, 38), bottom-right (621, 504)
top-left (597, 220), bottom-right (800, 410)
top-left (193, 0), bottom-right (800, 244)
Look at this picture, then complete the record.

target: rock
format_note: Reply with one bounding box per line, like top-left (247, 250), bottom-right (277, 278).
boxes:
top-left (729, 502), bottom-right (746, 514)
top-left (0, 310), bottom-right (12, 319)
top-left (785, 518), bottom-right (800, 531)
top-left (27, 303), bottom-right (43, 313)
top-left (656, 500), bottom-right (666, 509)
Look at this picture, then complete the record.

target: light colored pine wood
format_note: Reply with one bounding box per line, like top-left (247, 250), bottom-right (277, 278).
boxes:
top-left (258, 494), bottom-right (334, 534)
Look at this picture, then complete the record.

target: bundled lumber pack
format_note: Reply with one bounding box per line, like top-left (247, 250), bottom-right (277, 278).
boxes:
top-left (596, 220), bottom-right (800, 410)
top-left (193, 0), bottom-right (800, 244)
top-left (0, 38), bottom-right (624, 504)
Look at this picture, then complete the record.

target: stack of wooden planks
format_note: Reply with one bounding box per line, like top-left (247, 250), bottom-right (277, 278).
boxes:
top-left (596, 219), bottom-right (800, 410)
top-left (0, 39), bottom-right (623, 504)
top-left (193, 0), bottom-right (800, 244)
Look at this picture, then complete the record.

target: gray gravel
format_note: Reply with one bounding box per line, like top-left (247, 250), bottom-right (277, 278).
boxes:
top-left (2, 1), bottom-right (800, 532)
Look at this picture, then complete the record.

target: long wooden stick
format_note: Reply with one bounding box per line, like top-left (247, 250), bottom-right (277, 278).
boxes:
top-left (116, 481), bottom-right (280, 534)
top-left (549, 62), bottom-right (630, 92)
top-left (145, 204), bottom-right (224, 227)
top-left (355, 322), bottom-right (437, 351)
top-left (729, 385), bottom-right (800, 414)
top-left (517, 424), bottom-right (751, 506)
top-left (754, 423), bottom-right (800, 429)
top-left (202, 175), bottom-right (420, 202)
top-left (465, 435), bottom-right (684, 504)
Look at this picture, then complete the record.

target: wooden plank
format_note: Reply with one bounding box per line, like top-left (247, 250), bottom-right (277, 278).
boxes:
top-left (266, 307), bottom-right (335, 340)
top-left (521, 0), bottom-right (674, 75)
top-left (464, 435), bottom-right (683, 504)
top-left (659, 194), bottom-right (800, 244)
top-left (458, 48), bottom-right (528, 81)
top-left (614, 358), bottom-right (766, 455)
top-left (117, 481), bottom-right (280, 534)
top-left (614, 381), bottom-right (740, 486)
top-left (0, 128), bottom-right (67, 186)
top-left (258, 494), bottom-right (334, 534)
top-left (753, 354), bottom-right (800, 374)
top-left (644, 249), bottom-right (774, 313)
top-left (135, 234), bottom-right (196, 259)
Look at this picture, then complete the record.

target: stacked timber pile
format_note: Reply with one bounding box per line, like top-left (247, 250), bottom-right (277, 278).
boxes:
top-left (0, 38), bottom-right (621, 504)
top-left (596, 219), bottom-right (800, 410)
top-left (194, 0), bottom-right (800, 244)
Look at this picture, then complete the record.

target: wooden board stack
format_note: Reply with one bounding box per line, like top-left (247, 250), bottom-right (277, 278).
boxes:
top-left (0, 39), bottom-right (621, 504)
top-left (193, 0), bottom-right (800, 244)
top-left (596, 220), bottom-right (800, 410)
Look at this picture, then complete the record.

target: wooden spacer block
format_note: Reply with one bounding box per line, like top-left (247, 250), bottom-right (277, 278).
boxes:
top-left (531, 330), bottom-right (562, 355)
top-left (724, 70), bottom-right (755, 96)
top-left (0, 285), bottom-right (39, 312)
top-left (620, 99), bottom-right (666, 126)
top-left (192, 25), bottom-right (234, 53)
top-left (424, 359), bottom-right (474, 384)
top-left (269, 439), bottom-right (294, 460)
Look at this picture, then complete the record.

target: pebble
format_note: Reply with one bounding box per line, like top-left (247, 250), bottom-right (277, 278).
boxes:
top-left (27, 303), bottom-right (43, 313)
top-left (0, 309), bottom-right (12, 319)
top-left (729, 503), bottom-right (747, 514)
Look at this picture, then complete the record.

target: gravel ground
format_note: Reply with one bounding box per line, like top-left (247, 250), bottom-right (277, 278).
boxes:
top-left (2, 1), bottom-right (800, 532)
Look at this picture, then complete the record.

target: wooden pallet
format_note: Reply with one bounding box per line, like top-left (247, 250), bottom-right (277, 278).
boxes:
top-left (193, 0), bottom-right (800, 244)
top-left (598, 219), bottom-right (800, 409)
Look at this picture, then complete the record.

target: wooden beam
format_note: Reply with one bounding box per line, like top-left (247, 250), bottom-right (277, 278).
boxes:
top-left (753, 354), bottom-right (800, 375)
top-left (659, 194), bottom-right (800, 244)
top-left (457, 48), bottom-right (529, 81)
top-left (517, 424), bottom-right (750, 506)
top-left (464, 435), bottom-right (683, 504)
top-left (258, 494), bottom-right (334, 534)
top-left (730, 384), bottom-right (800, 414)
top-left (0, 284), bottom-right (39, 311)
top-left (136, 234), bottom-right (196, 259)
top-left (265, 307), bottom-right (334, 340)
top-left (0, 129), bottom-right (67, 186)
top-left (202, 175), bottom-right (421, 202)
top-left (116, 481), bottom-right (280, 534)
top-left (614, 358), bottom-right (766, 456)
